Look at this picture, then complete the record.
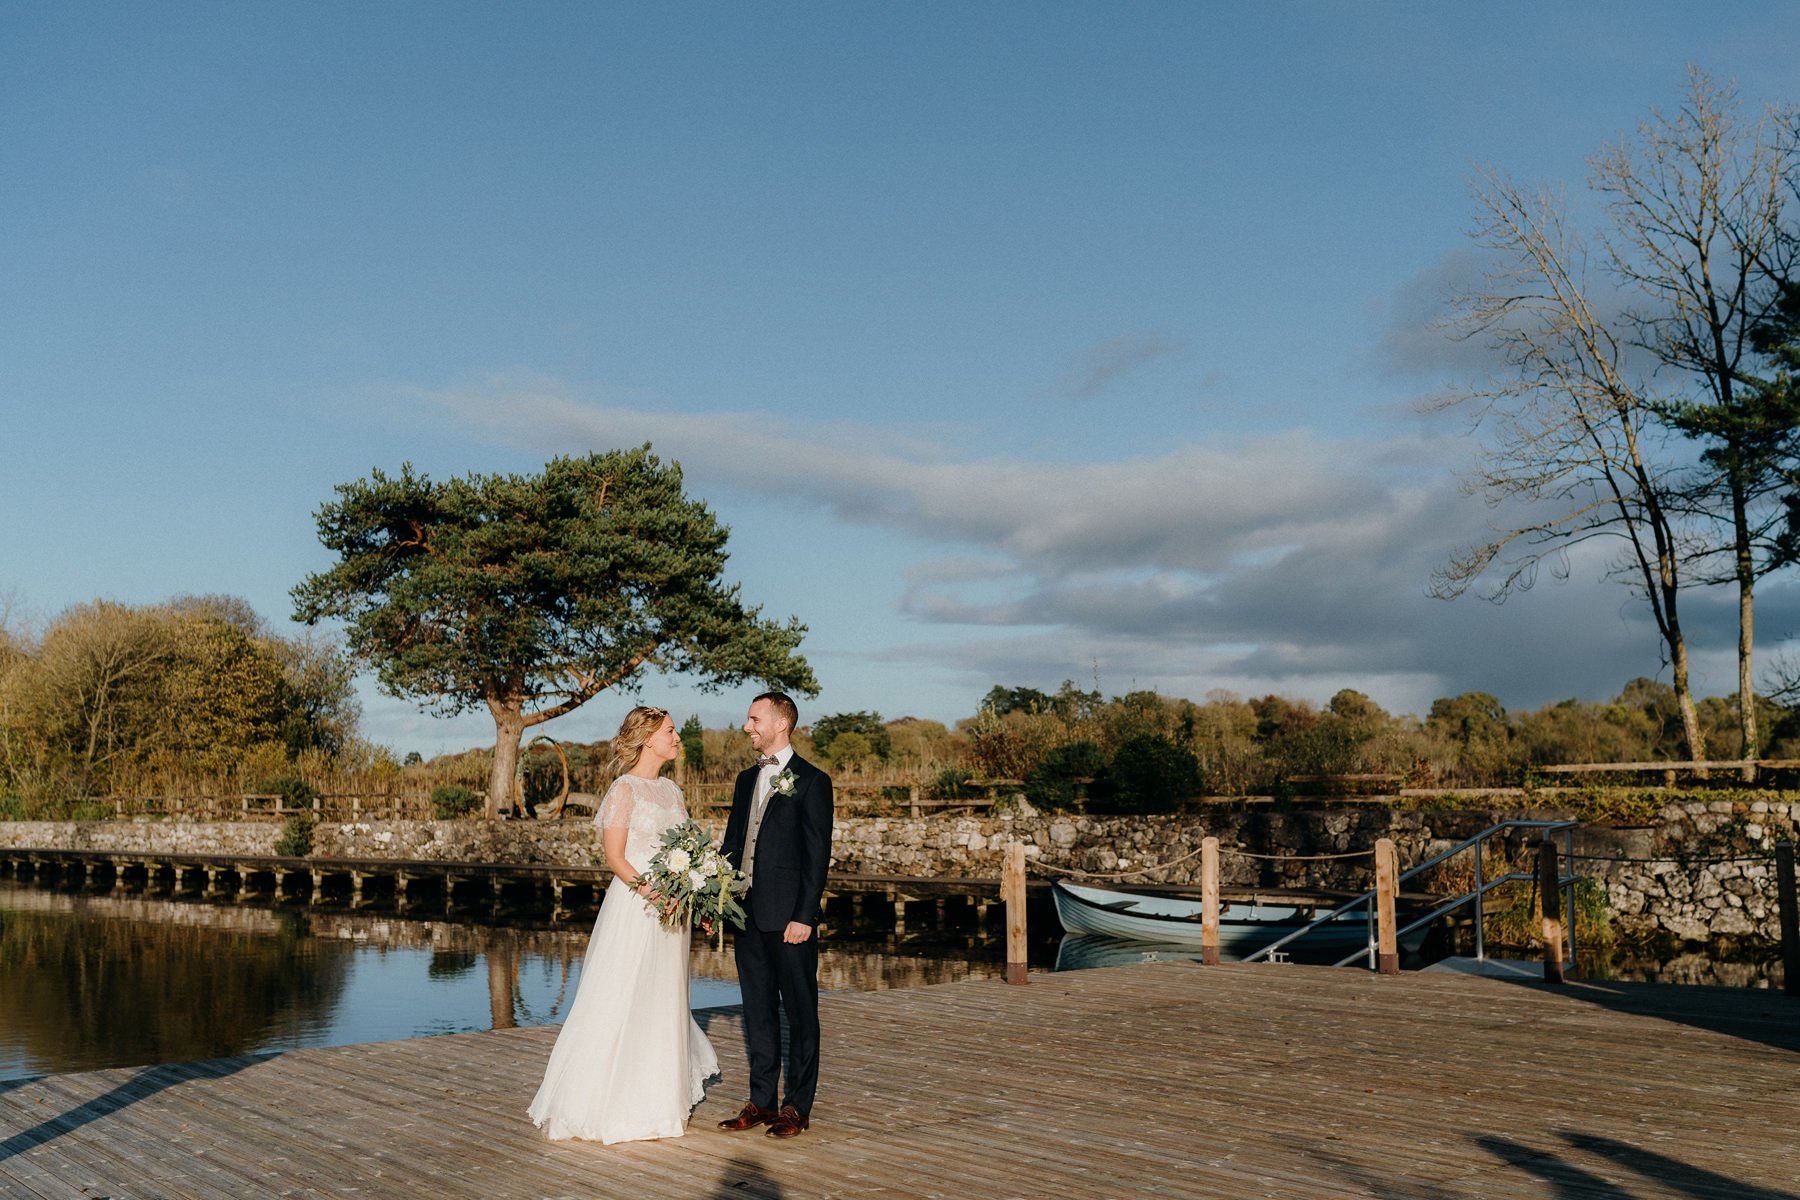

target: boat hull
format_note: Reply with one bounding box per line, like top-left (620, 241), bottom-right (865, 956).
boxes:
top-left (1050, 878), bottom-right (1380, 955)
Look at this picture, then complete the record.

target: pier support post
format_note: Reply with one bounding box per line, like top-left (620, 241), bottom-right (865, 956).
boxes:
top-left (1777, 841), bottom-right (1797, 998)
top-left (1200, 837), bottom-right (1221, 966)
top-left (1538, 836), bottom-right (1565, 984)
top-left (1374, 838), bottom-right (1399, 975)
top-left (1003, 841), bottom-right (1028, 985)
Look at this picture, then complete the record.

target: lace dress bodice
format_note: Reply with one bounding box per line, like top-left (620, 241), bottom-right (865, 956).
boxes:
top-left (596, 774), bottom-right (689, 866)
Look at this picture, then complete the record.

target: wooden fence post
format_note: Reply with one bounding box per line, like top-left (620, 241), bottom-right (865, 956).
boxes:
top-left (1777, 841), bottom-right (1797, 998)
top-left (1201, 836), bottom-right (1221, 966)
top-left (1003, 841), bottom-right (1028, 985)
top-left (1374, 838), bottom-right (1399, 975)
top-left (1538, 836), bottom-right (1565, 984)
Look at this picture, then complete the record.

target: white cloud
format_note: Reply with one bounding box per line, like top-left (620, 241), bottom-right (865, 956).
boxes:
top-left (411, 377), bottom-right (1748, 718)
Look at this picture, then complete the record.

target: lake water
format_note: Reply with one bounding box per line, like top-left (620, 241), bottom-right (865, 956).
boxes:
top-left (0, 878), bottom-right (1780, 1082)
top-left (0, 880), bottom-right (1041, 1083)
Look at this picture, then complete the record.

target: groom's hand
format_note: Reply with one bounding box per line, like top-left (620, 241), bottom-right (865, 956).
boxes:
top-left (782, 921), bottom-right (813, 944)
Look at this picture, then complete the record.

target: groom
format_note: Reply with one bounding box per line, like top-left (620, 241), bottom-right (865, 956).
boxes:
top-left (718, 691), bottom-right (834, 1139)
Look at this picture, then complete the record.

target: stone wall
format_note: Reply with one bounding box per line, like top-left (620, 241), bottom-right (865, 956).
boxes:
top-left (2, 799), bottom-right (1793, 941)
top-left (1573, 799), bottom-right (1797, 940)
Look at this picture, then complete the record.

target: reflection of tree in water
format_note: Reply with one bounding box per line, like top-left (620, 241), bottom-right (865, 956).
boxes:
top-left (0, 897), bottom-right (352, 1075)
top-left (428, 950), bottom-right (478, 980)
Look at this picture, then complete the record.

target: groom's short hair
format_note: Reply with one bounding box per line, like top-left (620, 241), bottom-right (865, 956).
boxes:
top-left (753, 691), bottom-right (798, 735)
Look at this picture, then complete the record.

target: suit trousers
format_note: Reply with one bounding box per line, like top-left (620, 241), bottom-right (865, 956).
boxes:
top-left (734, 915), bottom-right (821, 1115)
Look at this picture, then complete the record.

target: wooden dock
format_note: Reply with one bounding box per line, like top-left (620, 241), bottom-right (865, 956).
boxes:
top-left (1, 962), bottom-right (1794, 1199)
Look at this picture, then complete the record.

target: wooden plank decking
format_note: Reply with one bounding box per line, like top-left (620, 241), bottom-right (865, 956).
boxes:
top-left (1, 963), bottom-right (1794, 1199)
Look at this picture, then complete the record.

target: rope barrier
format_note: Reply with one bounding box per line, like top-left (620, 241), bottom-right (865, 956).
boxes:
top-left (1226, 848), bottom-right (1375, 861)
top-left (1025, 839), bottom-right (1212, 881)
top-left (1027, 861), bottom-right (1180, 882)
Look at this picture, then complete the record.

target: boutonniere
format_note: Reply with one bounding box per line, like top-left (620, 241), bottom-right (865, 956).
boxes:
top-left (770, 768), bottom-right (798, 797)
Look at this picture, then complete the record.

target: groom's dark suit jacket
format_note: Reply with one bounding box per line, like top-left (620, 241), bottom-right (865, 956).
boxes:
top-left (721, 753), bottom-right (833, 933)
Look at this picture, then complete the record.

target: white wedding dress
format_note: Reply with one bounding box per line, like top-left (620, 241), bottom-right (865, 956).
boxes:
top-left (527, 774), bottom-right (720, 1143)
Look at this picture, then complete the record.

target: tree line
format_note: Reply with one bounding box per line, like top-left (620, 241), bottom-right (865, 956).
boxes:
top-left (6, 593), bottom-right (1796, 815)
top-left (0, 595), bottom-right (364, 809)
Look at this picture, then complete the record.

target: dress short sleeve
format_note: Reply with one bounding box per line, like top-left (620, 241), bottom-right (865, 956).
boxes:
top-left (596, 777), bottom-right (637, 829)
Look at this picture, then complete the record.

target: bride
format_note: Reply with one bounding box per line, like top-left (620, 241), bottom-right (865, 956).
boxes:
top-left (528, 706), bottom-right (720, 1143)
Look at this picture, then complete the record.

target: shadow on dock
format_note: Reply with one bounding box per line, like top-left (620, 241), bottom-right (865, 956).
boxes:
top-left (1477, 1132), bottom-right (1800, 1200)
top-left (1496, 974), bottom-right (1800, 1055)
top-left (0, 1056), bottom-right (269, 1164)
top-left (711, 1156), bottom-right (785, 1199)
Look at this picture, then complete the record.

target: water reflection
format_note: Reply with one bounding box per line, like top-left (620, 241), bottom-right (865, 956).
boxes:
top-left (0, 880), bottom-right (1022, 1083)
top-left (0, 884), bottom-right (352, 1078)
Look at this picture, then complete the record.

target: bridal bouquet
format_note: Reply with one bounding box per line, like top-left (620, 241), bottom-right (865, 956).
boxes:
top-left (634, 819), bottom-right (748, 950)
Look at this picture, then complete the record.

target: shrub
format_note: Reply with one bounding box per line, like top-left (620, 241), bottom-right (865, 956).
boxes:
top-left (274, 811), bottom-right (316, 857)
top-left (1091, 734), bottom-right (1201, 814)
top-left (965, 709), bottom-right (1066, 780)
top-left (929, 767), bottom-right (977, 800)
top-left (1024, 741), bottom-right (1105, 811)
top-left (430, 785), bottom-right (482, 819)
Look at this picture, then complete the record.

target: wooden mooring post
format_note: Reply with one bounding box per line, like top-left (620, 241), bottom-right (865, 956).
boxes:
top-left (1777, 841), bottom-right (1797, 998)
top-left (1538, 835), bottom-right (1565, 984)
top-left (1200, 836), bottom-right (1220, 966)
top-left (1002, 841), bottom-right (1027, 985)
top-left (1374, 837), bottom-right (1399, 975)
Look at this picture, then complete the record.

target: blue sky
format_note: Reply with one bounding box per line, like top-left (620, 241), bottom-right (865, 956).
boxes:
top-left (5, 2), bottom-right (1800, 755)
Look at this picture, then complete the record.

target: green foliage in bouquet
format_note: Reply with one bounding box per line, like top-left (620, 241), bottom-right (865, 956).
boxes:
top-left (634, 819), bottom-right (747, 950)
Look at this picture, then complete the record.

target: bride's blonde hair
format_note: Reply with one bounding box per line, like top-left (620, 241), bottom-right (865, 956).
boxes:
top-left (606, 705), bottom-right (672, 779)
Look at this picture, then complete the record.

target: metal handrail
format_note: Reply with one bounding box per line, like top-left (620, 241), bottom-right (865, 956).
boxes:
top-left (1240, 819), bottom-right (1579, 970)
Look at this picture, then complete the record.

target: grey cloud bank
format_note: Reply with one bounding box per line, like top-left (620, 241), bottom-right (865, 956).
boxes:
top-left (413, 379), bottom-right (1765, 723)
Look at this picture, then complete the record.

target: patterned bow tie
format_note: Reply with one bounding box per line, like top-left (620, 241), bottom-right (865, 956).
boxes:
top-left (756, 755), bottom-right (779, 768)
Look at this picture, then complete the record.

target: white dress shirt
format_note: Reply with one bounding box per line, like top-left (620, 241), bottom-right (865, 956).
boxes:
top-left (744, 744), bottom-right (794, 887)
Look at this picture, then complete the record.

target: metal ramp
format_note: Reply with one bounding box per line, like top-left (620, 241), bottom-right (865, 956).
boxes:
top-left (1241, 818), bottom-right (1579, 970)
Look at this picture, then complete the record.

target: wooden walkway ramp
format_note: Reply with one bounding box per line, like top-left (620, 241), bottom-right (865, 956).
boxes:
top-left (1, 963), bottom-right (1794, 1199)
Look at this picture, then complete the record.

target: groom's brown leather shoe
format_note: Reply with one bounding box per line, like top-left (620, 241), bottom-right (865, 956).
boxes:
top-left (718, 1102), bottom-right (776, 1131)
top-left (765, 1106), bottom-right (808, 1138)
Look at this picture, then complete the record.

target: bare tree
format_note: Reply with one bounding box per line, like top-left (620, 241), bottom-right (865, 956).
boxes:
top-left (1432, 172), bottom-right (1707, 760)
top-left (1591, 68), bottom-right (1799, 772)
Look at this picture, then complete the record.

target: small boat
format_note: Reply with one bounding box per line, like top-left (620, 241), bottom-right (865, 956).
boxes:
top-left (1050, 878), bottom-right (1420, 958)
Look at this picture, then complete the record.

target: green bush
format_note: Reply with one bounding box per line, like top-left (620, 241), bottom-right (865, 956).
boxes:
top-left (430, 784), bottom-right (482, 819)
top-left (929, 767), bottom-right (977, 800)
top-left (274, 812), bottom-right (316, 857)
top-left (1024, 741), bottom-right (1105, 811)
top-left (1091, 734), bottom-right (1201, 814)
